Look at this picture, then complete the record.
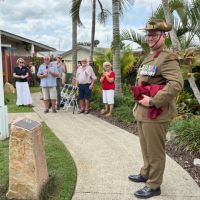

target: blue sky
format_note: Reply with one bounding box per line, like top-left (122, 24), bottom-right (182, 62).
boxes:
top-left (0, 0), bottom-right (162, 51)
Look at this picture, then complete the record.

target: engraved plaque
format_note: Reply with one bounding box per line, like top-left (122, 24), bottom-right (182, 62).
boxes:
top-left (14, 118), bottom-right (40, 131)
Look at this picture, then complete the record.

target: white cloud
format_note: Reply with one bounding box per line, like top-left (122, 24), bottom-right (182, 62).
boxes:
top-left (0, 0), bottom-right (166, 52)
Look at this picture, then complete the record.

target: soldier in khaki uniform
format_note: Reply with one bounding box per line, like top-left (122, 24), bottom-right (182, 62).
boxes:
top-left (128, 19), bottom-right (183, 198)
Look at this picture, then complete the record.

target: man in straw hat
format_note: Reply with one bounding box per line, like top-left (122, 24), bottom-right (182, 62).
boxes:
top-left (128, 19), bottom-right (183, 198)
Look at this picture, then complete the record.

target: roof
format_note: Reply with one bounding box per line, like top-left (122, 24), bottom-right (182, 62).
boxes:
top-left (61, 45), bottom-right (109, 57)
top-left (0, 30), bottom-right (56, 52)
top-left (37, 50), bottom-right (65, 58)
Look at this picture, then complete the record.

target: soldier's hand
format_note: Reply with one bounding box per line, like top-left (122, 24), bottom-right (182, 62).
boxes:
top-left (138, 95), bottom-right (150, 107)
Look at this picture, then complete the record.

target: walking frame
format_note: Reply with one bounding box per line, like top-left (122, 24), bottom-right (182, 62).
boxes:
top-left (60, 83), bottom-right (79, 114)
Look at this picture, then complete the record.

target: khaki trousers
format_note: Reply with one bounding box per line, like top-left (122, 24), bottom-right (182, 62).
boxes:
top-left (137, 121), bottom-right (169, 189)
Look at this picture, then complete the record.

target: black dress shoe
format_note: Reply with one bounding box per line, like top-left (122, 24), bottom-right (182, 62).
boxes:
top-left (128, 174), bottom-right (147, 183)
top-left (134, 186), bottom-right (161, 199)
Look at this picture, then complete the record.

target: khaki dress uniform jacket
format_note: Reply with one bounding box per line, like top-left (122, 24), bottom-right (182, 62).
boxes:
top-left (133, 48), bottom-right (183, 189)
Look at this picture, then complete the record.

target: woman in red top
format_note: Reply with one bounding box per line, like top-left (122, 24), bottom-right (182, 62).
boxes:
top-left (100, 62), bottom-right (115, 116)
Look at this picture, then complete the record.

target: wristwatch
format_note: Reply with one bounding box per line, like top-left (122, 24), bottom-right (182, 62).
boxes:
top-left (149, 98), bottom-right (154, 107)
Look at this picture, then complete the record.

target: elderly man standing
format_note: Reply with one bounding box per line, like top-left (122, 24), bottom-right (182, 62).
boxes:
top-left (76, 58), bottom-right (97, 114)
top-left (37, 56), bottom-right (59, 113)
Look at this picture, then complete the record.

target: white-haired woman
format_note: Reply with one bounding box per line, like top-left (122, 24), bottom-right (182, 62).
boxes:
top-left (13, 58), bottom-right (33, 107)
top-left (100, 61), bottom-right (115, 116)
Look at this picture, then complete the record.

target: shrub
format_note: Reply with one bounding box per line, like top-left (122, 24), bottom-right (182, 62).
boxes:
top-left (176, 90), bottom-right (199, 115)
top-left (90, 83), bottom-right (103, 110)
top-left (91, 83), bottom-right (135, 123)
top-left (169, 116), bottom-right (200, 154)
top-left (112, 105), bottom-right (134, 124)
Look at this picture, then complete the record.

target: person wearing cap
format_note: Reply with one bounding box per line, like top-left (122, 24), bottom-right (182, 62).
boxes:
top-left (76, 58), bottom-right (97, 114)
top-left (56, 55), bottom-right (66, 110)
top-left (128, 19), bottom-right (183, 198)
top-left (100, 61), bottom-right (115, 116)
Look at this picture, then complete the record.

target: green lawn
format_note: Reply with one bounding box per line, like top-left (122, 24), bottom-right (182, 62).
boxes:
top-left (0, 123), bottom-right (77, 200)
top-left (4, 86), bottom-right (41, 113)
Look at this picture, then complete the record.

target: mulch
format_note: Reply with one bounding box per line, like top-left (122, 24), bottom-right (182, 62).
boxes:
top-left (90, 110), bottom-right (200, 187)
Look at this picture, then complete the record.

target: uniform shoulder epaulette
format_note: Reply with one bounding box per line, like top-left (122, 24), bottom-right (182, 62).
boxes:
top-left (162, 49), bottom-right (178, 60)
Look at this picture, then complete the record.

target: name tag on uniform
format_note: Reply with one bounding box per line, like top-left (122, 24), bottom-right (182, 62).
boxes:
top-left (139, 64), bottom-right (158, 76)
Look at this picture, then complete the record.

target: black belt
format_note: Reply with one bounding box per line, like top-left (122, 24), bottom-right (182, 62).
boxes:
top-left (78, 83), bottom-right (90, 86)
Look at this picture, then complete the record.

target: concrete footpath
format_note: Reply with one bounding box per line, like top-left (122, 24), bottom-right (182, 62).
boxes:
top-left (9, 92), bottom-right (200, 200)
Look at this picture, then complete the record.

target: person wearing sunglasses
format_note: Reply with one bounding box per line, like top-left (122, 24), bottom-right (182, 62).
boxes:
top-left (13, 58), bottom-right (33, 107)
top-left (129, 19), bottom-right (183, 198)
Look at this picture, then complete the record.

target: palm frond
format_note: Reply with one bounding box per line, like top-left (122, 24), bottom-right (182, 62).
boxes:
top-left (70, 0), bottom-right (84, 26)
top-left (97, 0), bottom-right (111, 24)
top-left (119, 0), bottom-right (135, 16)
top-left (121, 29), bottom-right (149, 53)
top-left (152, 5), bottom-right (165, 20)
top-left (170, 0), bottom-right (187, 27)
top-left (97, 8), bottom-right (110, 24)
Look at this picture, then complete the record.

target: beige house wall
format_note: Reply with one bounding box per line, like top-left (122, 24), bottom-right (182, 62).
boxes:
top-left (63, 49), bottom-right (91, 73)
top-left (2, 39), bottom-right (32, 57)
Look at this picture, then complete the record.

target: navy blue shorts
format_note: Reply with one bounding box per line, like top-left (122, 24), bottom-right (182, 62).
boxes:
top-left (78, 84), bottom-right (91, 100)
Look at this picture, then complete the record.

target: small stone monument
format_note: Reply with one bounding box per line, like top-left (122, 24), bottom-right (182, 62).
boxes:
top-left (6, 118), bottom-right (49, 200)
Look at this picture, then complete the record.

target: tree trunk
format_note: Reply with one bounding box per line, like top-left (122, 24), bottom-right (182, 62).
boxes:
top-left (72, 11), bottom-right (78, 77)
top-left (112, 0), bottom-right (121, 97)
top-left (162, 0), bottom-right (181, 52)
top-left (188, 75), bottom-right (200, 104)
top-left (90, 0), bottom-right (96, 62)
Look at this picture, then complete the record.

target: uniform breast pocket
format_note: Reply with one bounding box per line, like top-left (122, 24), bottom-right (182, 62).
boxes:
top-left (138, 75), bottom-right (149, 84)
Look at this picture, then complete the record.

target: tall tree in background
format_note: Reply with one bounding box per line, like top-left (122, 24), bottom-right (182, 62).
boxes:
top-left (71, 16), bottom-right (77, 77)
top-left (90, 0), bottom-right (96, 62)
top-left (71, 0), bottom-right (109, 62)
top-left (121, 0), bottom-right (200, 51)
top-left (112, 0), bottom-right (121, 96)
top-left (112, 0), bottom-right (135, 97)
top-left (70, 0), bottom-right (79, 76)
top-left (161, 0), bottom-right (181, 51)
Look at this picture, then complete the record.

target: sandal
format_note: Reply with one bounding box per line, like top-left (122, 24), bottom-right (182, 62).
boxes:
top-left (100, 109), bottom-right (108, 115)
top-left (105, 113), bottom-right (112, 117)
top-left (78, 110), bottom-right (84, 114)
top-left (84, 110), bottom-right (89, 114)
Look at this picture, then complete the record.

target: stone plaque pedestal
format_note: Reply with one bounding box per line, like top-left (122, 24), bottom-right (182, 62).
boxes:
top-left (6, 118), bottom-right (49, 200)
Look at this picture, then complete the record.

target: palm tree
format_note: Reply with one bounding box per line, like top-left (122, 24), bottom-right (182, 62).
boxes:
top-left (70, 0), bottom-right (81, 77)
top-left (121, 0), bottom-right (200, 51)
top-left (152, 0), bottom-right (200, 49)
top-left (112, 0), bottom-right (121, 96)
top-left (71, 16), bottom-right (77, 77)
top-left (121, 0), bottom-right (200, 103)
top-left (90, 0), bottom-right (97, 62)
top-left (161, 0), bottom-right (181, 51)
top-left (112, 0), bottom-right (135, 97)
top-left (71, 0), bottom-right (109, 62)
